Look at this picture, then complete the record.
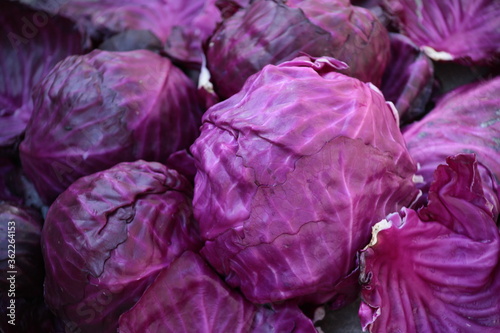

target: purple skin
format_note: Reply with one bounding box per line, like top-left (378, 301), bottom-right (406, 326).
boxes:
top-left (192, 56), bottom-right (418, 305)
top-left (287, 0), bottom-right (391, 87)
top-left (382, 0), bottom-right (500, 64)
top-left (403, 76), bottom-right (500, 215)
top-left (359, 154), bottom-right (500, 332)
top-left (164, 149), bottom-right (199, 184)
top-left (42, 161), bottom-right (202, 333)
top-left (381, 33), bottom-right (434, 125)
top-left (39, 0), bottom-right (221, 67)
top-left (19, 49), bottom-right (202, 204)
top-left (208, 0), bottom-right (390, 100)
top-left (0, 1), bottom-right (85, 148)
top-left (206, 0), bottom-right (338, 99)
top-left (118, 251), bottom-right (317, 333)
top-left (351, 0), bottom-right (380, 7)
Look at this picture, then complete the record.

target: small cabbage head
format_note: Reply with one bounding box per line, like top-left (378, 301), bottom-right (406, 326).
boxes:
top-left (41, 161), bottom-right (202, 333)
top-left (20, 49), bottom-right (202, 204)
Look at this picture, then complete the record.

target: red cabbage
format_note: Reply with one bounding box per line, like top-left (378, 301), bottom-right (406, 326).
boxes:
top-left (42, 161), bottom-right (202, 333)
top-left (359, 154), bottom-right (500, 332)
top-left (382, 0), bottom-right (500, 64)
top-left (0, 1), bottom-right (85, 148)
top-left (191, 56), bottom-right (418, 305)
top-left (20, 49), bottom-right (202, 204)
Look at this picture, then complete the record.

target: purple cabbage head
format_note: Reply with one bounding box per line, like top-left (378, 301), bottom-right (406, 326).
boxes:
top-left (207, 0), bottom-right (390, 99)
top-left (403, 76), bottom-right (500, 213)
top-left (0, 1), bottom-right (85, 148)
top-left (287, 0), bottom-right (390, 86)
top-left (381, 33), bottom-right (434, 124)
top-left (19, 49), bottom-right (202, 204)
top-left (118, 251), bottom-right (316, 332)
top-left (216, 0), bottom-right (252, 18)
top-left (191, 56), bottom-right (419, 305)
top-left (206, 0), bottom-right (337, 99)
top-left (37, 0), bottom-right (221, 67)
top-left (351, 0), bottom-right (391, 27)
top-left (359, 154), bottom-right (500, 332)
top-left (0, 203), bottom-right (44, 298)
top-left (382, 0), bottom-right (500, 64)
top-left (41, 160), bottom-right (202, 333)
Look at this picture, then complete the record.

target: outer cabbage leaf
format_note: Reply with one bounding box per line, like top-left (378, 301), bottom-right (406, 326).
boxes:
top-left (161, 0), bottom-right (222, 66)
top-left (351, 0), bottom-right (391, 27)
top-left (207, 0), bottom-right (338, 99)
top-left (208, 0), bottom-right (390, 99)
top-left (287, 0), bottom-right (390, 86)
top-left (403, 76), bottom-right (500, 214)
top-left (165, 149), bottom-right (198, 184)
top-left (31, 0), bottom-right (221, 67)
top-left (191, 56), bottom-right (418, 304)
top-left (382, 0), bottom-right (500, 64)
top-left (117, 251), bottom-right (256, 333)
top-left (118, 251), bottom-right (316, 333)
top-left (359, 154), bottom-right (500, 332)
top-left (0, 203), bottom-right (44, 298)
top-left (20, 49), bottom-right (202, 204)
top-left (381, 33), bottom-right (433, 124)
top-left (42, 161), bottom-right (202, 333)
top-left (0, 1), bottom-right (85, 148)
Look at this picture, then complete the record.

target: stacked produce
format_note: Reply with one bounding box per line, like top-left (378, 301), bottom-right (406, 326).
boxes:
top-left (1, 0), bottom-right (499, 332)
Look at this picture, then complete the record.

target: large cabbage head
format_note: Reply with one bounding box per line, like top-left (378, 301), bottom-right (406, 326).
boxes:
top-left (191, 56), bottom-right (419, 305)
top-left (382, 0), bottom-right (500, 64)
top-left (403, 76), bottom-right (500, 213)
top-left (41, 160), bottom-right (202, 333)
top-left (359, 154), bottom-right (500, 332)
top-left (20, 49), bottom-right (202, 204)
top-left (0, 1), bottom-right (85, 148)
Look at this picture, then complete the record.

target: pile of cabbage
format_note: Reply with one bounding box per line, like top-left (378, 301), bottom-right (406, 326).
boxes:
top-left (1, 0), bottom-right (499, 332)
